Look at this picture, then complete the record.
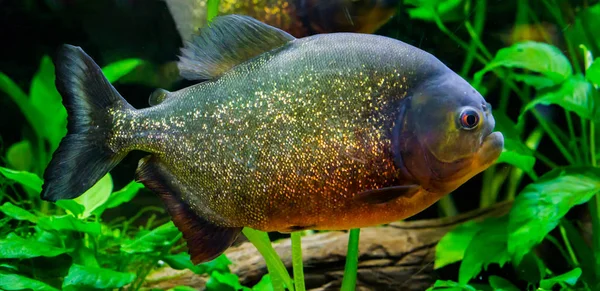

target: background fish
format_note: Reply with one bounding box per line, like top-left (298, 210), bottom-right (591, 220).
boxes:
top-left (164, 0), bottom-right (400, 41)
top-left (41, 15), bottom-right (503, 264)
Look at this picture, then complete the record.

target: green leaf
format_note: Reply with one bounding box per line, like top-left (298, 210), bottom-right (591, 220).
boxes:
top-left (55, 200), bottom-right (85, 218)
top-left (405, 0), bottom-right (465, 22)
top-left (29, 56), bottom-right (67, 152)
top-left (93, 180), bottom-right (144, 216)
top-left (586, 58), bottom-right (600, 86)
top-left (434, 220), bottom-right (482, 269)
top-left (0, 202), bottom-right (39, 222)
top-left (580, 45), bottom-right (594, 71)
top-left (495, 139), bottom-right (536, 176)
top-left (243, 228), bottom-right (294, 291)
top-left (0, 234), bottom-right (72, 259)
top-left (207, 0), bottom-right (220, 23)
top-left (37, 215), bottom-right (102, 235)
top-left (474, 41), bottom-right (572, 86)
top-left (520, 75), bottom-right (595, 121)
top-left (6, 140), bottom-right (33, 172)
top-left (0, 72), bottom-right (46, 139)
top-left (539, 268), bottom-right (582, 289)
top-left (491, 112), bottom-right (536, 174)
top-left (459, 216), bottom-right (510, 284)
top-left (511, 74), bottom-right (556, 90)
top-left (206, 271), bottom-right (249, 291)
top-left (0, 167), bottom-right (42, 192)
top-left (508, 166), bottom-right (600, 263)
top-left (0, 272), bottom-right (60, 291)
top-left (488, 276), bottom-right (519, 291)
top-left (101, 59), bottom-right (145, 83)
top-left (253, 274), bottom-right (274, 291)
top-left (62, 264), bottom-right (135, 290)
top-left (71, 173), bottom-right (113, 218)
top-left (121, 221), bottom-right (180, 254)
top-left (163, 252), bottom-right (231, 275)
top-left (561, 219), bottom-right (598, 287)
top-left (426, 280), bottom-right (477, 291)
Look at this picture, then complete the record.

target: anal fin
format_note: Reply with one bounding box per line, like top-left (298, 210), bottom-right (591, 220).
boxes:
top-left (135, 155), bottom-right (242, 264)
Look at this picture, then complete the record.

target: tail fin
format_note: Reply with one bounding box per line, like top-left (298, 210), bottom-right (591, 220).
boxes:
top-left (41, 45), bottom-right (132, 202)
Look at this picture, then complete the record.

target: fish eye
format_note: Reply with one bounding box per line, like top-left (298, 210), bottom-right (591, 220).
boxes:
top-left (459, 109), bottom-right (480, 130)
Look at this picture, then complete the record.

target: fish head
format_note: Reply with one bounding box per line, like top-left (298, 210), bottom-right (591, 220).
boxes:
top-left (394, 72), bottom-right (504, 194)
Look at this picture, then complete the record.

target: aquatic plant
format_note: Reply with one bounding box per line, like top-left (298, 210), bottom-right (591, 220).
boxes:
top-left (2, 0), bottom-right (600, 290)
top-left (420, 0), bottom-right (600, 290)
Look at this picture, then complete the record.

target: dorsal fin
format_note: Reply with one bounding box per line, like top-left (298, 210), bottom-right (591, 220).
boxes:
top-left (177, 14), bottom-right (296, 80)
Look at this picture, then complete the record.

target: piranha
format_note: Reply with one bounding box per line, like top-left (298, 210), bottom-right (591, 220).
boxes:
top-left (41, 15), bottom-right (504, 264)
top-left (164, 0), bottom-right (400, 41)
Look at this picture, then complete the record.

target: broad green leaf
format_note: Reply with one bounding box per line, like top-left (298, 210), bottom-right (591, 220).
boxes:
top-left (0, 167), bottom-right (42, 192)
top-left (206, 271), bottom-right (249, 291)
top-left (253, 274), bottom-right (274, 291)
top-left (586, 58), bottom-right (600, 86)
top-left (35, 227), bottom-right (67, 247)
top-left (102, 59), bottom-right (145, 83)
top-left (92, 180), bottom-right (144, 216)
top-left (29, 56), bottom-right (67, 152)
top-left (474, 41), bottom-right (572, 86)
top-left (62, 264), bottom-right (135, 290)
top-left (71, 173), bottom-right (113, 218)
top-left (70, 241), bottom-right (100, 267)
top-left (0, 272), bottom-right (60, 291)
top-left (539, 268), bottom-right (582, 289)
top-left (0, 72), bottom-right (46, 139)
top-left (6, 140), bottom-right (33, 171)
top-left (511, 74), bottom-right (556, 90)
top-left (121, 221), bottom-right (180, 254)
top-left (520, 75), bottom-right (595, 121)
top-left (0, 234), bottom-right (72, 259)
top-left (0, 202), bottom-right (38, 222)
top-left (495, 139), bottom-right (536, 176)
top-left (55, 200), bottom-right (85, 218)
top-left (508, 167), bottom-right (600, 263)
top-left (434, 220), bottom-right (482, 269)
top-left (426, 280), bottom-right (477, 291)
top-left (488, 276), bottom-right (519, 291)
top-left (459, 216), bottom-right (510, 284)
top-left (405, 0), bottom-right (465, 22)
top-left (37, 215), bottom-right (102, 235)
top-left (492, 112), bottom-right (536, 177)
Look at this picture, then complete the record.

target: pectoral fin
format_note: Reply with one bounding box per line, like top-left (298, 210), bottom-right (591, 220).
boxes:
top-left (354, 185), bottom-right (420, 204)
top-left (135, 155), bottom-right (242, 264)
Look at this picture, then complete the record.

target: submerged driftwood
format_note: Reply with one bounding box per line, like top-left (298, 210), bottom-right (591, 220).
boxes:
top-left (142, 201), bottom-right (513, 291)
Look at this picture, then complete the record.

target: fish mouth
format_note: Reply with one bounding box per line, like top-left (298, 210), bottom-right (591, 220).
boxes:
top-left (474, 131), bottom-right (504, 169)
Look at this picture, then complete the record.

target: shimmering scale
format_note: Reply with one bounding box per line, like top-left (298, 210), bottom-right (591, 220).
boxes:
top-left (108, 33), bottom-right (447, 231)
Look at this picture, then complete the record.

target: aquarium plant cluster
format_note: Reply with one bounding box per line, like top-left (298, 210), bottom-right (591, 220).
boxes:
top-left (1, 0), bottom-right (600, 291)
